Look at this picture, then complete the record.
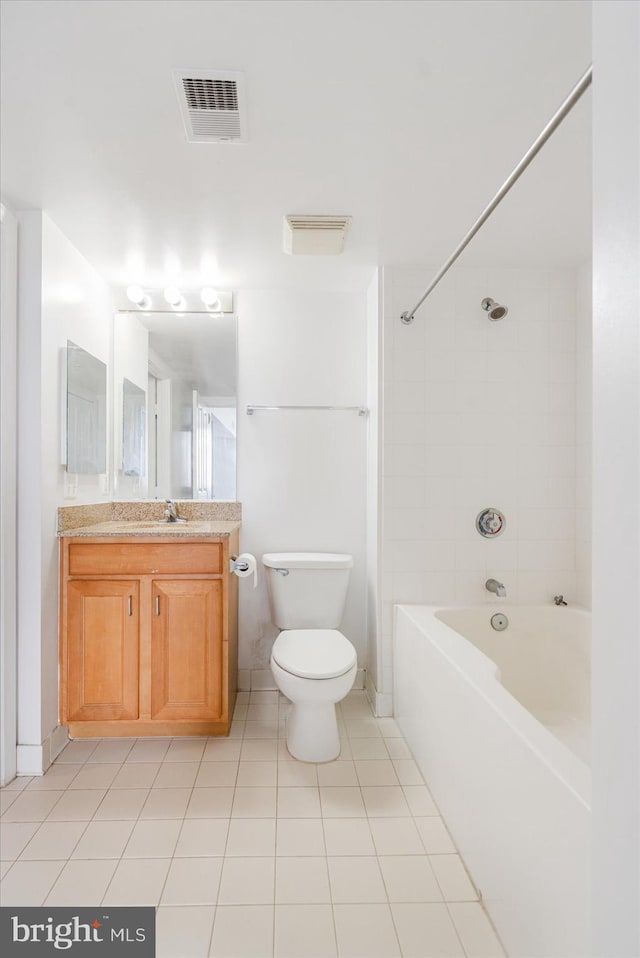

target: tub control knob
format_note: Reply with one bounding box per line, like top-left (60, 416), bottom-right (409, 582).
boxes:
top-left (476, 508), bottom-right (506, 538)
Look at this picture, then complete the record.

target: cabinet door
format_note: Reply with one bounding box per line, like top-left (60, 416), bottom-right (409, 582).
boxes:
top-left (150, 579), bottom-right (223, 721)
top-left (66, 580), bottom-right (139, 722)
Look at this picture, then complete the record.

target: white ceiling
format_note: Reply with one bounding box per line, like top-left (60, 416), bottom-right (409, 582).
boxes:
top-left (0, 0), bottom-right (592, 294)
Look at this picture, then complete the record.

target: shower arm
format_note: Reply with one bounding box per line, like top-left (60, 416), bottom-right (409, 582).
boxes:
top-left (400, 64), bottom-right (593, 325)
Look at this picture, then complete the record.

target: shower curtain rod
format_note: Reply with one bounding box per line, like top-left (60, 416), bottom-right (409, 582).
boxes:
top-left (400, 64), bottom-right (593, 325)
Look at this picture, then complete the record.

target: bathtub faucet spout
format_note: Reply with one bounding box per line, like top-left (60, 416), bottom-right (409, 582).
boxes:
top-left (485, 578), bottom-right (506, 598)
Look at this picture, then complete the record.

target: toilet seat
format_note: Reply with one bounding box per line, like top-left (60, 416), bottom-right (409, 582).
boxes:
top-left (272, 629), bottom-right (356, 680)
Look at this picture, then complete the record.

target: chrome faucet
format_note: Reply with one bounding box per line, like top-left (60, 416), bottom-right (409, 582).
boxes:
top-left (485, 578), bottom-right (506, 598)
top-left (163, 499), bottom-right (186, 523)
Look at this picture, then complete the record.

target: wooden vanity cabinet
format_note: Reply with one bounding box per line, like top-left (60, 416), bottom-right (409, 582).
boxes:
top-left (59, 533), bottom-right (239, 738)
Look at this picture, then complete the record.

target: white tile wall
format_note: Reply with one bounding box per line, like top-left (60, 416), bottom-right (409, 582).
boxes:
top-left (378, 265), bottom-right (586, 698)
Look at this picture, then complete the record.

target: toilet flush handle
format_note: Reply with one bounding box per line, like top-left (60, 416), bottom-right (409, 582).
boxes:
top-left (274, 568), bottom-right (290, 576)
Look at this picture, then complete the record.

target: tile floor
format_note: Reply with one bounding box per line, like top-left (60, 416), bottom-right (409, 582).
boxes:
top-left (0, 691), bottom-right (505, 958)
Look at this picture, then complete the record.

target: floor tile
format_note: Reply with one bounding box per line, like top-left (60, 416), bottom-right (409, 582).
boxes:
top-left (0, 861), bottom-right (11, 879)
top-left (123, 819), bottom-right (182, 858)
top-left (277, 761), bottom-right (318, 787)
top-left (153, 762), bottom-right (200, 788)
top-left (361, 786), bottom-right (411, 818)
top-left (241, 740), bottom-right (278, 762)
top-left (322, 818), bottom-right (375, 856)
top-left (139, 787), bottom-right (192, 819)
top-left (112, 763), bottom-right (160, 789)
top-left (195, 763), bottom-right (239, 787)
top-left (217, 856), bottom-right (275, 904)
top-left (384, 738), bottom-right (412, 760)
top-left (88, 741), bottom-right (135, 764)
top-left (67, 763), bottom-right (121, 789)
top-left (93, 788), bottom-right (149, 820)
top-left (369, 818), bottom-right (425, 856)
top-left (55, 742), bottom-right (98, 764)
top-left (0, 859), bottom-right (65, 904)
top-left (71, 820), bottom-right (134, 859)
top-left (328, 856), bottom-right (387, 903)
top-left (246, 702), bottom-right (279, 721)
top-left (45, 859), bottom-right (118, 905)
top-left (355, 760), bottom-right (400, 787)
top-left (20, 821), bottom-right (87, 860)
top-left (376, 719), bottom-right (402, 738)
top-left (0, 821), bottom-right (40, 860)
top-left (378, 855), bottom-right (442, 902)
top-left (391, 902), bottom-right (465, 957)
top-left (175, 818), bottom-right (229, 857)
top-left (448, 902), bottom-right (506, 957)
top-left (186, 787), bottom-right (235, 819)
top-left (392, 759), bottom-right (425, 786)
top-left (276, 818), bottom-right (325, 857)
top-left (47, 789), bottom-right (107, 821)
top-left (430, 854), bottom-right (478, 901)
top-left (345, 719), bottom-right (383, 739)
top-left (232, 787), bottom-right (277, 818)
top-left (244, 720), bottom-right (279, 739)
top-left (333, 903), bottom-right (401, 957)
top-left (102, 857), bottom-right (171, 906)
top-left (275, 856), bottom-right (330, 903)
top-left (226, 817), bottom-right (276, 856)
top-left (319, 786), bottom-right (366, 818)
top-left (25, 764), bottom-right (82, 790)
top-left (126, 740), bottom-right (170, 763)
top-left (317, 761), bottom-right (358, 787)
top-left (210, 904), bottom-right (274, 958)
top-left (274, 903), bottom-right (336, 958)
top-left (237, 761), bottom-right (278, 786)
top-left (156, 905), bottom-right (216, 958)
top-left (202, 740), bottom-right (242, 762)
top-left (415, 817), bottom-right (456, 854)
top-left (402, 785), bottom-right (438, 816)
top-left (164, 739), bottom-right (207, 763)
top-left (0, 790), bottom-right (19, 813)
top-left (1, 789), bottom-right (64, 821)
top-left (348, 738), bottom-right (389, 760)
top-left (277, 787), bottom-right (321, 818)
top-left (161, 856), bottom-right (223, 904)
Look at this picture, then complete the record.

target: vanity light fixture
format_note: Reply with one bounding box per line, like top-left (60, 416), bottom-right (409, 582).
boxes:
top-left (164, 286), bottom-right (183, 307)
top-left (126, 284), bottom-right (150, 308)
top-left (201, 287), bottom-right (221, 310)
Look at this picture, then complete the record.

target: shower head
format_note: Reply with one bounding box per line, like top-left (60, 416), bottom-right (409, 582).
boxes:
top-left (481, 297), bottom-right (508, 321)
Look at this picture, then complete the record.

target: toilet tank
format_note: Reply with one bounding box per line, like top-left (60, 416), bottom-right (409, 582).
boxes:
top-left (262, 553), bottom-right (353, 629)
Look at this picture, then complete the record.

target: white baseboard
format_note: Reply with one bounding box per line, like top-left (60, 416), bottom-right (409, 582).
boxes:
top-left (16, 725), bottom-right (69, 776)
top-left (365, 672), bottom-right (393, 717)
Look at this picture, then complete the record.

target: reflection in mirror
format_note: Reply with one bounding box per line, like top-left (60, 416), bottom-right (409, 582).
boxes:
top-left (114, 311), bottom-right (236, 500)
top-left (122, 378), bottom-right (146, 478)
top-left (66, 341), bottom-right (107, 474)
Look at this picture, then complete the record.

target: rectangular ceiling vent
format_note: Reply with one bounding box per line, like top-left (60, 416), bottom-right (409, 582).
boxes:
top-left (283, 215), bottom-right (352, 255)
top-left (173, 69), bottom-right (247, 143)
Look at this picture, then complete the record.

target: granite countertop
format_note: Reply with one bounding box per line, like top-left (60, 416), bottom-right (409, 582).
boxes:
top-left (59, 519), bottom-right (241, 538)
top-left (57, 501), bottom-right (242, 537)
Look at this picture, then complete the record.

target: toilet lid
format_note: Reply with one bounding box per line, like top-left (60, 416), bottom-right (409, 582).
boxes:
top-left (272, 629), bottom-right (357, 679)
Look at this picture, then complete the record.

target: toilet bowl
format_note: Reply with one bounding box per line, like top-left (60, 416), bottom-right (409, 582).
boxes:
top-left (262, 553), bottom-right (357, 762)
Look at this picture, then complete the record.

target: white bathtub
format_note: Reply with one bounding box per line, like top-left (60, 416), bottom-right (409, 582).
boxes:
top-left (394, 604), bottom-right (591, 958)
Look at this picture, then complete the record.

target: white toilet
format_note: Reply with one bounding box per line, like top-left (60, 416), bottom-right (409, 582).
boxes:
top-left (262, 552), bottom-right (357, 762)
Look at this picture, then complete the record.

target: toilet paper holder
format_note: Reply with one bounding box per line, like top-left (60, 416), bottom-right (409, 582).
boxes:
top-left (229, 556), bottom-right (250, 573)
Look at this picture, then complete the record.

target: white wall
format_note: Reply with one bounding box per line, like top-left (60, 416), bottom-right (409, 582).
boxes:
top-left (17, 212), bottom-right (113, 773)
top-left (592, 2), bottom-right (640, 953)
top-left (365, 272), bottom-right (382, 707)
top-left (377, 264), bottom-right (581, 705)
top-left (575, 262), bottom-right (592, 608)
top-left (236, 288), bottom-right (368, 675)
top-left (1, 202), bottom-right (18, 785)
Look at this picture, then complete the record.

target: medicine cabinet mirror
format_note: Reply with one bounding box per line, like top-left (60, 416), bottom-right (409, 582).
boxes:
top-left (66, 340), bottom-right (107, 474)
top-left (113, 311), bottom-right (237, 500)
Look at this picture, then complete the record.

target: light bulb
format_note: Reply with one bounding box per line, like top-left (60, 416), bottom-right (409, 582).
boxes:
top-left (164, 286), bottom-right (182, 307)
top-left (201, 287), bottom-right (220, 309)
top-left (126, 284), bottom-right (146, 306)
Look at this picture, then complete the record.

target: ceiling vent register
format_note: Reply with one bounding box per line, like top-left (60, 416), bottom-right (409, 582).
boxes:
top-left (283, 215), bottom-right (352, 255)
top-left (173, 70), bottom-right (247, 143)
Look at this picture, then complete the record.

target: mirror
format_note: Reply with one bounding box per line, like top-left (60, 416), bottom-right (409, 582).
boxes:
top-left (122, 378), bottom-right (146, 478)
top-left (66, 340), bottom-right (107, 474)
top-left (114, 311), bottom-right (237, 499)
